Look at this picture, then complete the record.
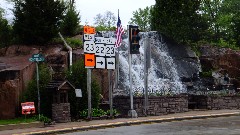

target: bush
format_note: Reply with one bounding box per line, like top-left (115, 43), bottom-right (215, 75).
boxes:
top-left (79, 108), bottom-right (119, 118)
top-left (22, 64), bottom-right (52, 118)
top-left (66, 38), bottom-right (83, 48)
top-left (66, 60), bottom-right (101, 119)
top-left (34, 114), bottom-right (51, 124)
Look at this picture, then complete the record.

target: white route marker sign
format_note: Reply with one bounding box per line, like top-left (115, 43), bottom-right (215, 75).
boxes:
top-left (106, 57), bottom-right (115, 69)
top-left (96, 57), bottom-right (105, 69)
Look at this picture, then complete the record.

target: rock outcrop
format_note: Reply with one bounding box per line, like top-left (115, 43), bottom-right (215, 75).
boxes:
top-left (199, 45), bottom-right (240, 89)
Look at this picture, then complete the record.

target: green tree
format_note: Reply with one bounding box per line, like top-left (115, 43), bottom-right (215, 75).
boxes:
top-left (60, 0), bottom-right (80, 36)
top-left (151, 0), bottom-right (208, 44)
top-left (94, 11), bottom-right (116, 31)
top-left (0, 6), bottom-right (12, 48)
top-left (129, 6), bottom-right (152, 31)
top-left (66, 60), bottom-right (100, 118)
top-left (13, 0), bottom-right (65, 45)
top-left (200, 0), bottom-right (240, 46)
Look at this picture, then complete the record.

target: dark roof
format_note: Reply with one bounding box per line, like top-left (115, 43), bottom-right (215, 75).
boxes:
top-left (46, 80), bottom-right (75, 90)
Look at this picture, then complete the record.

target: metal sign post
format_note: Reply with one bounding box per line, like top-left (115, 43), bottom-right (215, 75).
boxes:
top-left (108, 70), bottom-right (113, 117)
top-left (87, 68), bottom-right (92, 120)
top-left (128, 25), bottom-right (137, 118)
top-left (144, 34), bottom-right (151, 116)
top-left (36, 62), bottom-right (40, 120)
top-left (29, 53), bottom-right (44, 120)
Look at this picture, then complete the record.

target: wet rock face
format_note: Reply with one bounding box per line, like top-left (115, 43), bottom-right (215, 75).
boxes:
top-left (167, 41), bottom-right (201, 79)
top-left (199, 45), bottom-right (240, 88)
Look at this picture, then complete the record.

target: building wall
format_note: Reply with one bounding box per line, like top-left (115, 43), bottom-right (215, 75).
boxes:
top-left (0, 79), bottom-right (20, 119)
top-left (0, 63), bottom-right (35, 119)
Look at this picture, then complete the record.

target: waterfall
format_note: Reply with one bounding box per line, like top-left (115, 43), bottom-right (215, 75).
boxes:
top-left (117, 32), bottom-right (186, 95)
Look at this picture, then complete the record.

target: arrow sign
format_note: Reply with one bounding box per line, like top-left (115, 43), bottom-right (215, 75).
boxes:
top-left (108, 61), bottom-right (114, 65)
top-left (106, 58), bottom-right (115, 69)
top-left (97, 61), bottom-right (103, 65)
top-left (96, 57), bottom-right (105, 69)
top-left (87, 59), bottom-right (93, 62)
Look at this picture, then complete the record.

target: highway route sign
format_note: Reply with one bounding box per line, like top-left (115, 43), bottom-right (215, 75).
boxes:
top-left (95, 44), bottom-right (105, 57)
top-left (96, 57), bottom-right (105, 69)
top-left (106, 57), bottom-right (115, 69)
top-left (84, 54), bottom-right (95, 67)
top-left (84, 40), bottom-right (95, 53)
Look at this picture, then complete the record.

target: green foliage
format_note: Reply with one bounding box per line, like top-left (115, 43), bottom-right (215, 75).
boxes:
top-left (79, 108), bottom-right (119, 118)
top-left (130, 6), bottom-right (152, 31)
top-left (66, 38), bottom-right (83, 48)
top-left (151, 0), bottom-right (208, 44)
top-left (200, 70), bottom-right (212, 78)
top-left (13, 0), bottom-right (66, 45)
top-left (34, 114), bottom-right (51, 124)
top-left (0, 117), bottom-right (36, 125)
top-left (22, 64), bottom-right (52, 118)
top-left (60, 3), bottom-right (80, 36)
top-left (200, 0), bottom-right (240, 47)
top-left (0, 8), bottom-right (12, 48)
top-left (66, 60), bottom-right (101, 118)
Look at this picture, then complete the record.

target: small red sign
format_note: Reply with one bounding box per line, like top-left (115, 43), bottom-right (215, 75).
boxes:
top-left (21, 102), bottom-right (35, 114)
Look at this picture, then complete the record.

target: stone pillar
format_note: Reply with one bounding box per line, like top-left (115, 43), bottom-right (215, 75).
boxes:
top-left (52, 103), bottom-right (71, 122)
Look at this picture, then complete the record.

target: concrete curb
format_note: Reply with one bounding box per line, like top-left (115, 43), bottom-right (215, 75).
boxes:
top-left (14, 112), bottom-right (240, 135)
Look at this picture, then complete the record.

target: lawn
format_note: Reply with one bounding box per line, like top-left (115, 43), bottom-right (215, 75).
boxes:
top-left (0, 117), bottom-right (37, 125)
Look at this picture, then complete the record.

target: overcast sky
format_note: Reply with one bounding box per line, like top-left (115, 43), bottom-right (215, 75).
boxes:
top-left (0, 0), bottom-right (155, 28)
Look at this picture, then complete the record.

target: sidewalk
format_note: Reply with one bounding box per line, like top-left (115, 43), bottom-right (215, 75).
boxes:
top-left (1, 109), bottom-right (240, 135)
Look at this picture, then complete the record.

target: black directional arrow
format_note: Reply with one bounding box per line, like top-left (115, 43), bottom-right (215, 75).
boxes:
top-left (87, 59), bottom-right (93, 62)
top-left (108, 61), bottom-right (114, 65)
top-left (97, 61), bottom-right (103, 65)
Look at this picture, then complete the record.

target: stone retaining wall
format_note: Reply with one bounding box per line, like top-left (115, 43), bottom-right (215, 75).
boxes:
top-left (52, 103), bottom-right (71, 122)
top-left (188, 95), bottom-right (240, 110)
top-left (114, 95), bottom-right (188, 117)
top-left (207, 96), bottom-right (240, 110)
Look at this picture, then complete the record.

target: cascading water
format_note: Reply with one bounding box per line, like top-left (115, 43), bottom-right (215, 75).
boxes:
top-left (116, 32), bottom-right (187, 95)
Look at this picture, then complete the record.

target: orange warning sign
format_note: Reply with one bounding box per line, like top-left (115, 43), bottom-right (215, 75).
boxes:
top-left (84, 26), bottom-right (96, 34)
top-left (85, 54), bottom-right (95, 67)
top-left (21, 102), bottom-right (35, 114)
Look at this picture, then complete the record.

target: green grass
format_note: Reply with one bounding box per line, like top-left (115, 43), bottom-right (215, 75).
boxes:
top-left (0, 117), bottom-right (37, 125)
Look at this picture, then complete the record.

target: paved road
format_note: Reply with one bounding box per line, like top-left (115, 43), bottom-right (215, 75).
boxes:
top-left (60, 116), bottom-right (240, 135)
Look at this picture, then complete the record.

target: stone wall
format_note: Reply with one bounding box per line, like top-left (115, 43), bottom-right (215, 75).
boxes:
top-left (188, 95), bottom-right (240, 110)
top-left (114, 95), bottom-right (188, 117)
top-left (52, 103), bottom-right (71, 123)
top-left (206, 96), bottom-right (240, 110)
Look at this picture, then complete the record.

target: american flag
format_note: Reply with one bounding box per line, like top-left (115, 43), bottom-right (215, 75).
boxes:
top-left (115, 14), bottom-right (124, 48)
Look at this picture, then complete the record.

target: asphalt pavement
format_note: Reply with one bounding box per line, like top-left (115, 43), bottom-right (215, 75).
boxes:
top-left (0, 109), bottom-right (240, 135)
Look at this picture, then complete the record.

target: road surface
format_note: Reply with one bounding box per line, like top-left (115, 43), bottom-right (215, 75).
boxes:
top-left (60, 116), bottom-right (240, 135)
